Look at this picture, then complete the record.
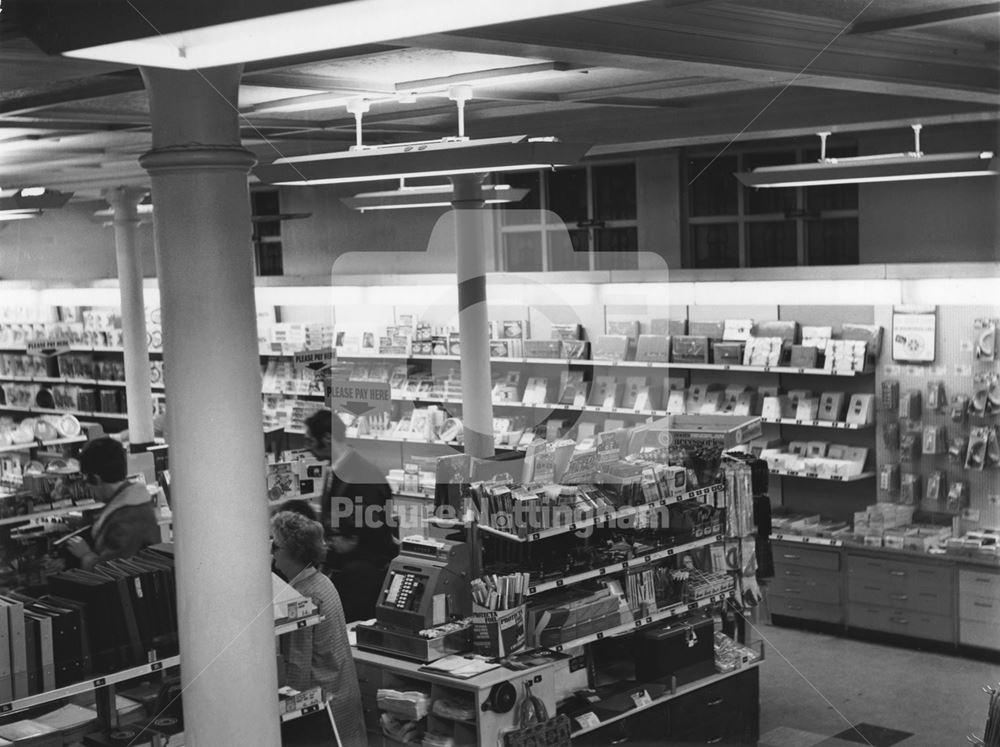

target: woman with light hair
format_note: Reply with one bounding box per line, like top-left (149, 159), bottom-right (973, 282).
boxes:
top-left (271, 510), bottom-right (367, 746)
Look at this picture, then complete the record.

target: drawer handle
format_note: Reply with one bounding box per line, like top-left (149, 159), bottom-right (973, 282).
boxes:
top-left (707, 738), bottom-right (723, 744)
top-left (783, 554), bottom-right (800, 560)
top-left (974, 577), bottom-right (992, 583)
top-left (784, 588), bottom-right (801, 594)
top-left (890, 617), bottom-right (909, 625)
top-left (889, 571), bottom-right (907, 577)
top-left (784, 570), bottom-right (802, 577)
top-left (974, 601), bottom-right (994, 608)
top-left (707, 698), bottom-right (724, 707)
top-left (788, 604), bottom-right (803, 611)
top-left (889, 594), bottom-right (908, 601)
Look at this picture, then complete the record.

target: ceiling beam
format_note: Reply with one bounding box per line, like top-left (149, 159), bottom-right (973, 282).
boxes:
top-left (395, 61), bottom-right (578, 91)
top-left (849, 2), bottom-right (1000, 34)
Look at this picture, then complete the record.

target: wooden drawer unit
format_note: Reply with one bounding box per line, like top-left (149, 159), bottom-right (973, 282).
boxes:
top-left (959, 568), bottom-right (1000, 651)
top-left (774, 544), bottom-right (841, 571)
top-left (848, 579), bottom-right (950, 615)
top-left (847, 555), bottom-right (952, 598)
top-left (847, 603), bottom-right (953, 642)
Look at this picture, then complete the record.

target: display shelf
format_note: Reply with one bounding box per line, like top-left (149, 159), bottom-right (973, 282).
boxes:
top-left (0, 656), bottom-right (181, 716)
top-left (0, 435), bottom-right (87, 454)
top-left (394, 393), bottom-right (665, 418)
top-left (0, 405), bottom-right (128, 421)
top-left (274, 614), bottom-right (322, 636)
top-left (569, 658), bottom-right (764, 737)
top-left (760, 417), bottom-right (871, 430)
top-left (478, 483), bottom-right (724, 544)
top-left (280, 701), bottom-right (326, 723)
top-left (545, 591), bottom-right (734, 653)
top-left (769, 469), bottom-right (875, 482)
top-left (770, 533), bottom-right (844, 547)
top-left (0, 375), bottom-right (165, 392)
top-left (527, 533), bottom-right (724, 595)
top-left (0, 501), bottom-right (101, 527)
top-left (0, 613), bottom-right (322, 717)
top-left (259, 351), bottom-right (872, 377)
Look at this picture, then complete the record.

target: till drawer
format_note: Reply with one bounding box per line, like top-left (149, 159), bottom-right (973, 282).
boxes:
top-left (960, 594), bottom-right (1000, 624)
top-left (848, 580), bottom-right (950, 614)
top-left (770, 594), bottom-right (843, 624)
top-left (960, 569), bottom-right (1000, 600)
top-left (847, 603), bottom-right (953, 642)
top-left (960, 619), bottom-right (1000, 651)
top-left (770, 570), bottom-right (841, 605)
top-left (774, 545), bottom-right (840, 571)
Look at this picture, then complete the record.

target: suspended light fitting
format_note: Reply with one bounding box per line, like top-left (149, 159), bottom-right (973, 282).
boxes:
top-left (734, 125), bottom-right (998, 188)
top-left (255, 88), bottom-right (590, 187)
top-left (0, 188), bottom-right (73, 221)
top-left (342, 181), bottom-right (529, 212)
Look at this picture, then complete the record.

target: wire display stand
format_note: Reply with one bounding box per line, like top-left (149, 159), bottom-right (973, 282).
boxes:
top-left (969, 682), bottom-right (1000, 747)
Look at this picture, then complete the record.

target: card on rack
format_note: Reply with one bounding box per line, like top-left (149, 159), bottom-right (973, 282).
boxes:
top-left (621, 376), bottom-right (650, 411)
top-left (521, 377), bottom-right (550, 405)
top-left (606, 320), bottom-right (639, 341)
top-left (635, 334), bottom-right (671, 362)
top-left (589, 375), bottom-right (621, 409)
top-left (561, 340), bottom-right (590, 359)
top-left (558, 371), bottom-right (589, 407)
top-left (818, 392), bottom-right (845, 422)
top-left (550, 323), bottom-right (583, 340)
top-left (592, 335), bottom-right (630, 361)
top-left (665, 388), bottom-right (687, 414)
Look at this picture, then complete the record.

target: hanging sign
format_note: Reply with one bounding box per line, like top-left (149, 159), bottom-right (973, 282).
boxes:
top-left (327, 378), bottom-right (391, 418)
top-left (26, 338), bottom-right (72, 357)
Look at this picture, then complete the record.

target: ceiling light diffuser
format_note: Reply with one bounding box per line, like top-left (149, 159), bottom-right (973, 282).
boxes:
top-left (44, 0), bottom-right (646, 70)
top-left (735, 125), bottom-right (998, 188)
top-left (255, 136), bottom-right (590, 186)
top-left (342, 183), bottom-right (529, 211)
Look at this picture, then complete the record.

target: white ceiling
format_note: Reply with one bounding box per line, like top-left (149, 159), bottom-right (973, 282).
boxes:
top-left (1, 0), bottom-right (997, 201)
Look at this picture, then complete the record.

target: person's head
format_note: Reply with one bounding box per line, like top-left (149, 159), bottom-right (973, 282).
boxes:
top-left (327, 523), bottom-right (360, 556)
top-left (274, 498), bottom-right (317, 522)
top-left (303, 409), bottom-right (346, 460)
top-left (270, 511), bottom-right (326, 579)
top-left (80, 437), bottom-right (128, 487)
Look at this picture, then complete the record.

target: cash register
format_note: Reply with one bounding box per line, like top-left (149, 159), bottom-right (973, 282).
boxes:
top-left (355, 537), bottom-right (473, 662)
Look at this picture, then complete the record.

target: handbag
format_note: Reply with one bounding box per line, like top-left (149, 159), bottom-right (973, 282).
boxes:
top-left (502, 683), bottom-right (572, 747)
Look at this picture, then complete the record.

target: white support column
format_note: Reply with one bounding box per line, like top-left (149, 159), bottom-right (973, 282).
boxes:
top-left (139, 65), bottom-right (280, 747)
top-left (105, 186), bottom-right (155, 447)
top-left (451, 173), bottom-right (495, 459)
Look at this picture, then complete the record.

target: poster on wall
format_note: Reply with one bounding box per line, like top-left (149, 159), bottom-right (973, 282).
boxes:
top-left (892, 307), bottom-right (936, 363)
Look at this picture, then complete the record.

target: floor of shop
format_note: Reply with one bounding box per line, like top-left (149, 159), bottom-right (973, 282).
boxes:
top-left (753, 618), bottom-right (999, 747)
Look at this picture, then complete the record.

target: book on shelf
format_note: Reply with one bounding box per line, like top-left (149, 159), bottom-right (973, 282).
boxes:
top-left (0, 595), bottom-right (28, 699)
top-left (635, 334), bottom-right (671, 362)
top-left (606, 320), bottom-right (639, 341)
top-left (560, 340), bottom-right (590, 359)
top-left (0, 596), bottom-right (10, 702)
top-left (523, 340), bottom-right (562, 358)
top-left (550, 323), bottom-right (583, 341)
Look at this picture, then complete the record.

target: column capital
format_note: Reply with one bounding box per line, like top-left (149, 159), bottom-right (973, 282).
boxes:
top-left (101, 186), bottom-right (148, 224)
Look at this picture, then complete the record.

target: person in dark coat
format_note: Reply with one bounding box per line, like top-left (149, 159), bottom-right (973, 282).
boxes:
top-left (65, 437), bottom-right (160, 570)
top-left (304, 409), bottom-right (398, 572)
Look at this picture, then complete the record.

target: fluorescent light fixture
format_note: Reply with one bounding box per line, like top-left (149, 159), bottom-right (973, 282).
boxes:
top-left (736, 125), bottom-right (998, 188)
top-left (0, 189), bottom-right (72, 212)
top-left (736, 151), bottom-right (998, 188)
top-left (56, 0), bottom-right (645, 70)
top-left (0, 209), bottom-right (43, 221)
top-left (342, 183), bottom-right (529, 212)
top-left (93, 203), bottom-right (155, 219)
top-left (256, 136), bottom-right (590, 186)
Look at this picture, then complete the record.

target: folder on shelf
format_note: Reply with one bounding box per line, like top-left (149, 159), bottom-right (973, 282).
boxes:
top-left (23, 610), bottom-right (54, 694)
top-left (0, 598), bottom-right (10, 702)
top-left (0, 595), bottom-right (28, 699)
top-left (38, 595), bottom-right (90, 686)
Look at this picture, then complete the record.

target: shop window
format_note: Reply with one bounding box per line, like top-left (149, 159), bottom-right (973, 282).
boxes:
top-left (251, 189), bottom-right (284, 276)
top-left (499, 162), bottom-right (640, 272)
top-left (683, 144), bottom-right (859, 268)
